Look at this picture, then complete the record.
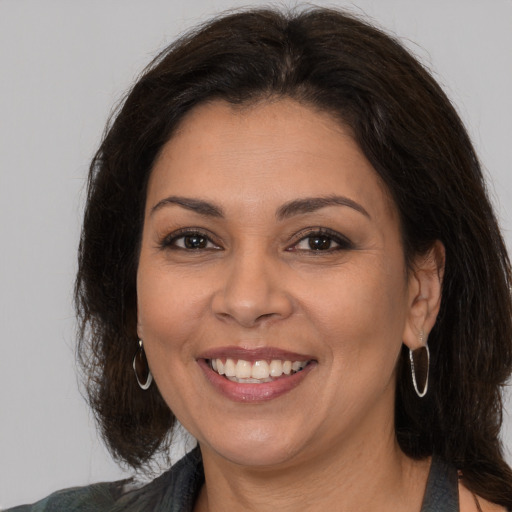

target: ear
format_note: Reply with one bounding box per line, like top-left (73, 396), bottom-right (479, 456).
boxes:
top-left (403, 241), bottom-right (445, 350)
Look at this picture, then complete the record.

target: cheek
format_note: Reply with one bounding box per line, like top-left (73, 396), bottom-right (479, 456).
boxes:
top-left (136, 264), bottom-right (213, 415)
top-left (302, 257), bottom-right (408, 369)
top-left (136, 262), bottom-right (211, 360)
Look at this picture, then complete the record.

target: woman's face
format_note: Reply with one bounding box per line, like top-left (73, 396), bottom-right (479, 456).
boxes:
top-left (137, 99), bottom-right (427, 468)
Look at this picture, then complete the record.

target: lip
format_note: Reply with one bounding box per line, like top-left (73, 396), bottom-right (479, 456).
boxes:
top-left (199, 346), bottom-right (316, 362)
top-left (197, 348), bottom-right (317, 403)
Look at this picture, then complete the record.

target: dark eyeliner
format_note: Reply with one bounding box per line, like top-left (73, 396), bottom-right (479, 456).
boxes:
top-left (158, 228), bottom-right (219, 250)
top-left (289, 227), bottom-right (354, 252)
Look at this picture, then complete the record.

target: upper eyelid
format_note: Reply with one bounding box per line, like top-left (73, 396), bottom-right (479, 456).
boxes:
top-left (160, 227), bottom-right (220, 246)
top-left (285, 228), bottom-right (354, 253)
top-left (158, 226), bottom-right (352, 249)
top-left (291, 227), bottom-right (352, 243)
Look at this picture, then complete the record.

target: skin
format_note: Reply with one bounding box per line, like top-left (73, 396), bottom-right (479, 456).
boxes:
top-left (137, 98), bottom-right (449, 511)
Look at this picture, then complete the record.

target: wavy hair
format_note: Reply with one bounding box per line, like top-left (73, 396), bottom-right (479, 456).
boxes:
top-left (75, 7), bottom-right (512, 506)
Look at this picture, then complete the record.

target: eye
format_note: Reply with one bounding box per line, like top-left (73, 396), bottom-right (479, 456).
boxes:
top-left (289, 228), bottom-right (352, 252)
top-left (296, 235), bottom-right (335, 251)
top-left (161, 230), bottom-right (220, 251)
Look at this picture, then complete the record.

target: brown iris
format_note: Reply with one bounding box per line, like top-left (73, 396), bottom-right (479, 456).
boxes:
top-left (308, 236), bottom-right (332, 250)
top-left (184, 234), bottom-right (208, 249)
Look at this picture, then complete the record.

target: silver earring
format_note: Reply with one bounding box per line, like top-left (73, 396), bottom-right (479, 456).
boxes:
top-left (133, 340), bottom-right (153, 390)
top-left (409, 331), bottom-right (429, 398)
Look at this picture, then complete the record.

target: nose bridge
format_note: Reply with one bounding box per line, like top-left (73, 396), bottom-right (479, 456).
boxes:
top-left (212, 243), bottom-right (292, 326)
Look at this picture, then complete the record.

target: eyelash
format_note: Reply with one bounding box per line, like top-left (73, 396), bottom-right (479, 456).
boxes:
top-left (288, 227), bottom-right (353, 253)
top-left (159, 227), bottom-right (353, 253)
top-left (160, 228), bottom-right (220, 251)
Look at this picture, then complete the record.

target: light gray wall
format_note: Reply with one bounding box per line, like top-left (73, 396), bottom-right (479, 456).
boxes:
top-left (1, 0), bottom-right (511, 508)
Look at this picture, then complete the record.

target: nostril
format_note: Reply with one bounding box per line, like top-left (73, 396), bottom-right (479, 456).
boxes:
top-left (210, 264), bottom-right (294, 326)
top-left (255, 312), bottom-right (279, 322)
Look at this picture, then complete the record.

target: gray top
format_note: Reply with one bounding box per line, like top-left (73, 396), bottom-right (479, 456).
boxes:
top-left (6, 450), bottom-right (459, 511)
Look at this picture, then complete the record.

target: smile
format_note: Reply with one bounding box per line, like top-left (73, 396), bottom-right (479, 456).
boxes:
top-left (208, 358), bottom-right (310, 383)
top-left (198, 348), bottom-right (317, 402)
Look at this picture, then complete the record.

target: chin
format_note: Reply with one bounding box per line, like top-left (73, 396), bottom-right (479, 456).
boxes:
top-left (213, 445), bottom-right (297, 468)
top-left (199, 427), bottom-right (304, 468)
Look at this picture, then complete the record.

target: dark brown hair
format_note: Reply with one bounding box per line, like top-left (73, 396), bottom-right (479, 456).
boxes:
top-left (75, 6), bottom-right (512, 505)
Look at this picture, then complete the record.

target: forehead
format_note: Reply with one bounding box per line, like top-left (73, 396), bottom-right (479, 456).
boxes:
top-left (147, 98), bottom-right (396, 221)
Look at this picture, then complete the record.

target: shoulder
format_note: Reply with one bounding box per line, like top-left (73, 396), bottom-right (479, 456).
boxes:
top-left (424, 455), bottom-right (509, 512)
top-left (458, 482), bottom-right (509, 512)
top-left (4, 447), bottom-right (204, 512)
top-left (3, 480), bottom-right (127, 512)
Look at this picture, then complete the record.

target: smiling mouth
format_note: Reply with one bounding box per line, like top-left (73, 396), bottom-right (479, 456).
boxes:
top-left (206, 358), bottom-right (311, 383)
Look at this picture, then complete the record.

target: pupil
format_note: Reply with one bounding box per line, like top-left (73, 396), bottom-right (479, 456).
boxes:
top-left (185, 235), bottom-right (206, 249)
top-left (309, 236), bottom-right (331, 250)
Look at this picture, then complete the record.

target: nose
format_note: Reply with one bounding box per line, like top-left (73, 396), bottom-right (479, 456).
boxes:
top-left (211, 250), bottom-right (294, 327)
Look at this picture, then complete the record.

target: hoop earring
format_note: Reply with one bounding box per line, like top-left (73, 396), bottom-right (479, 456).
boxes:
top-left (409, 331), bottom-right (430, 398)
top-left (133, 340), bottom-right (153, 390)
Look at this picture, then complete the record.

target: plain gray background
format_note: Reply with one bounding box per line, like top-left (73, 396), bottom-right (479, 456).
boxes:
top-left (1, 0), bottom-right (511, 508)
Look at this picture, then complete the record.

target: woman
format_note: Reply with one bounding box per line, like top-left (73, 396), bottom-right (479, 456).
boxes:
top-left (8, 6), bottom-right (512, 511)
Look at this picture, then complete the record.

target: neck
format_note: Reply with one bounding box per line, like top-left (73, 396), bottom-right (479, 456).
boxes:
top-left (195, 424), bottom-right (430, 512)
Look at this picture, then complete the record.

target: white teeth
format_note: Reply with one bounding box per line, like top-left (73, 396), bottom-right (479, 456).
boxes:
top-left (224, 358), bottom-right (236, 377)
top-left (210, 358), bottom-right (308, 381)
top-left (269, 360), bottom-right (283, 377)
top-left (226, 376), bottom-right (273, 383)
top-left (291, 361), bottom-right (302, 372)
top-left (235, 359), bottom-right (252, 379)
top-left (251, 360), bottom-right (270, 379)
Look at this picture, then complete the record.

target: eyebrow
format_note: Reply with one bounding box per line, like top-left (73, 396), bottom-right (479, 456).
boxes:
top-left (150, 194), bottom-right (370, 220)
top-left (150, 196), bottom-right (224, 218)
top-left (276, 195), bottom-right (370, 220)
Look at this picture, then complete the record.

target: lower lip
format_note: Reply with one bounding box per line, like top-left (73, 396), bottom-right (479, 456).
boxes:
top-left (197, 359), bottom-right (316, 403)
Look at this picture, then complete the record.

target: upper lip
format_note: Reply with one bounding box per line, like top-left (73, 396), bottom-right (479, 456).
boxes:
top-left (198, 346), bottom-right (315, 362)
